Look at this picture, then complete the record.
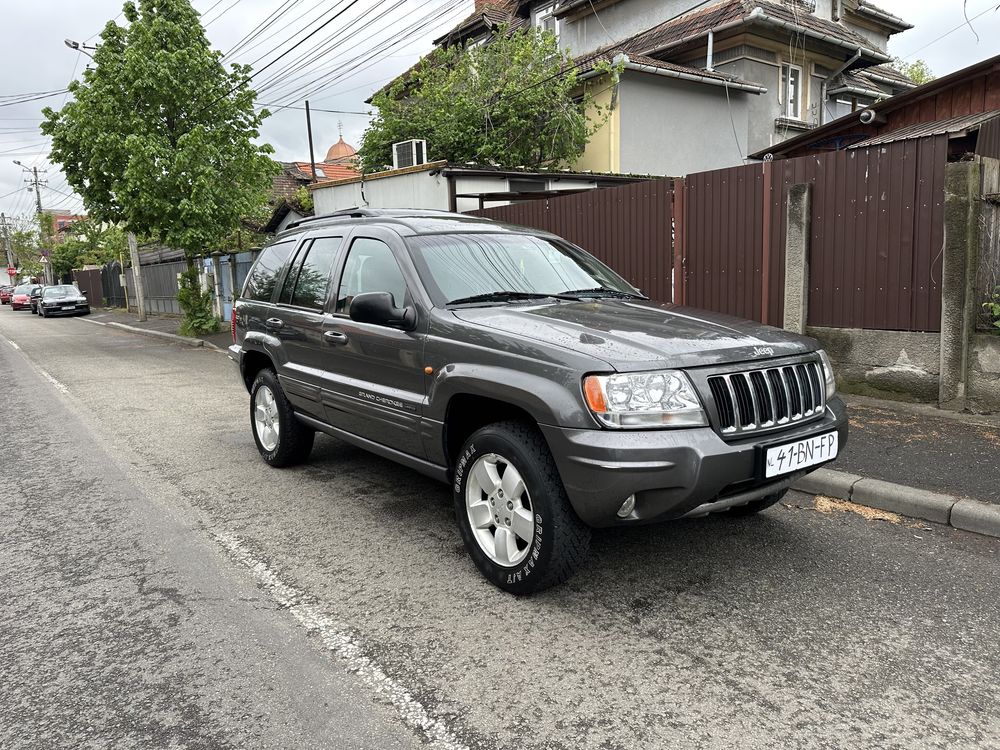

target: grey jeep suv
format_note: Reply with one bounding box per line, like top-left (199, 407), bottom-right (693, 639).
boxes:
top-left (230, 208), bottom-right (847, 594)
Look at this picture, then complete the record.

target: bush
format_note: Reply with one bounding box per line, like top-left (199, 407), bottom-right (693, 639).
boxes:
top-left (177, 266), bottom-right (220, 336)
top-left (984, 287), bottom-right (1000, 333)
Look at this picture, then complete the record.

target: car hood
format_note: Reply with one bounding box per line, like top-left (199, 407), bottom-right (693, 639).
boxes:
top-left (451, 299), bottom-right (816, 370)
top-left (46, 294), bottom-right (83, 301)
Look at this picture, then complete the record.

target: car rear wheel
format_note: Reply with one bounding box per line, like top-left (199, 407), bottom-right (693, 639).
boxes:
top-left (454, 421), bottom-right (590, 595)
top-left (249, 368), bottom-right (314, 468)
top-left (727, 489), bottom-right (788, 516)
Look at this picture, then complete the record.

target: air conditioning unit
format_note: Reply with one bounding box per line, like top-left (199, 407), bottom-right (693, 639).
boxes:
top-left (392, 139), bottom-right (427, 170)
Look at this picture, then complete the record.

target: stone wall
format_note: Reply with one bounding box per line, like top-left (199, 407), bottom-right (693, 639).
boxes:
top-left (969, 335), bottom-right (1000, 413)
top-left (807, 326), bottom-right (941, 403)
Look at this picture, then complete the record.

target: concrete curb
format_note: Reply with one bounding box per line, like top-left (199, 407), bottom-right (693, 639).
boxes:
top-left (104, 321), bottom-right (205, 348)
top-left (792, 469), bottom-right (1000, 540)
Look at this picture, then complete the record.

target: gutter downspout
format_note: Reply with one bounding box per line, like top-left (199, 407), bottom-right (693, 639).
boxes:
top-left (821, 48), bottom-right (862, 125)
top-left (706, 30), bottom-right (714, 71)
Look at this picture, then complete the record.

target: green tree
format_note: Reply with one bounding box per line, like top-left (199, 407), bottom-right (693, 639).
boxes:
top-left (10, 226), bottom-right (43, 279)
top-left (360, 27), bottom-right (616, 172)
top-left (50, 219), bottom-right (129, 278)
top-left (41, 0), bottom-right (276, 334)
top-left (891, 58), bottom-right (934, 85)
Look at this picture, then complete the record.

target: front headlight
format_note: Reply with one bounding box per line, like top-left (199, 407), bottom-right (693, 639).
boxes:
top-left (818, 350), bottom-right (837, 399)
top-left (583, 370), bottom-right (707, 428)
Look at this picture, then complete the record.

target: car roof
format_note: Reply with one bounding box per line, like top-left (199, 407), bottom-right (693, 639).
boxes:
top-left (273, 208), bottom-right (557, 243)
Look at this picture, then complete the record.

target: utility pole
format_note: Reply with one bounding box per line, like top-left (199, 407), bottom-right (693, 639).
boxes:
top-left (126, 232), bottom-right (147, 322)
top-left (15, 161), bottom-right (50, 283)
top-left (305, 100), bottom-right (318, 183)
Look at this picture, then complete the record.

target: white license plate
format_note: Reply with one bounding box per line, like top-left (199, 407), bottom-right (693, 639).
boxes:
top-left (765, 432), bottom-right (838, 478)
top-left (62, 305), bottom-right (75, 310)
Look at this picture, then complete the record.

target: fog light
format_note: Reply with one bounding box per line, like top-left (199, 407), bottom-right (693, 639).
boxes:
top-left (617, 495), bottom-right (636, 518)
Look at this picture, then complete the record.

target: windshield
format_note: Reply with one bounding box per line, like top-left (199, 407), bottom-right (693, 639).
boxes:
top-left (43, 286), bottom-right (79, 297)
top-left (13, 285), bottom-right (33, 294)
top-left (406, 233), bottom-right (639, 306)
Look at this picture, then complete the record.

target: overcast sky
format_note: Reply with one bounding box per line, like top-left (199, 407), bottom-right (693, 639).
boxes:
top-left (1, 0), bottom-right (998, 222)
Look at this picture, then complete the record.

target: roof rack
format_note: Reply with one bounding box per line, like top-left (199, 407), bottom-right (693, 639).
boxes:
top-left (285, 207), bottom-right (457, 230)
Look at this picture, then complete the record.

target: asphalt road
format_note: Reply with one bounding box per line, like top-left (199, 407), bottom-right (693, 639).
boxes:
top-left (2, 306), bottom-right (999, 750)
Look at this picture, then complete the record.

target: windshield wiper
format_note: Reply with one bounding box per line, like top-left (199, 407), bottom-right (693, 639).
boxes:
top-left (558, 287), bottom-right (648, 300)
top-left (446, 291), bottom-right (556, 306)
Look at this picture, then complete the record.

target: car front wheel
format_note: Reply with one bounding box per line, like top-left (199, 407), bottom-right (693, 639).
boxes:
top-left (249, 368), bottom-right (314, 468)
top-left (454, 421), bottom-right (590, 595)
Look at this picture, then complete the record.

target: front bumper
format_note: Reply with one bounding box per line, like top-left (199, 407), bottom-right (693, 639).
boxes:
top-left (42, 305), bottom-right (89, 316)
top-left (541, 396), bottom-right (849, 527)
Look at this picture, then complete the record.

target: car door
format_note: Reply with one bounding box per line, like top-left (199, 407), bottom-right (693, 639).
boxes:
top-left (268, 234), bottom-right (345, 420)
top-left (320, 229), bottom-right (427, 458)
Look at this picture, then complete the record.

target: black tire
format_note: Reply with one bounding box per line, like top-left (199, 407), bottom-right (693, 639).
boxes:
top-left (727, 489), bottom-right (788, 517)
top-left (249, 368), bottom-right (314, 468)
top-left (453, 421), bottom-right (590, 595)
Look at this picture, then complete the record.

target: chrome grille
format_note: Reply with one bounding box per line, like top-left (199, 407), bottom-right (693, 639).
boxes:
top-left (708, 361), bottom-right (825, 436)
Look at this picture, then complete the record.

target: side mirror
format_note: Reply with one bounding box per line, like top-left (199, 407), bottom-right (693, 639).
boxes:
top-left (81, 290), bottom-right (88, 296)
top-left (349, 292), bottom-right (415, 330)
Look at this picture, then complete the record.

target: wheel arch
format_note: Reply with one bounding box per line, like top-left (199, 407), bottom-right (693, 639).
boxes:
top-left (241, 348), bottom-right (275, 393)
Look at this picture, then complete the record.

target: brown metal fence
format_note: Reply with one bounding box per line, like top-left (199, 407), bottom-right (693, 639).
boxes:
top-left (470, 137), bottom-right (950, 332)
top-left (677, 136), bottom-right (948, 331)
top-left (470, 178), bottom-right (675, 303)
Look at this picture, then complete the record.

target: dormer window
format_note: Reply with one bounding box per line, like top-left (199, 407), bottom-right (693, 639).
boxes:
top-left (533, 2), bottom-right (559, 38)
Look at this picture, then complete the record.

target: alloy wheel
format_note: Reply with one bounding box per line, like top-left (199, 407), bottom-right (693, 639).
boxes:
top-left (253, 385), bottom-right (280, 452)
top-left (465, 452), bottom-right (535, 567)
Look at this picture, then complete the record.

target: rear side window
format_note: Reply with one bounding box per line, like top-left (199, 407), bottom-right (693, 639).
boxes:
top-left (335, 238), bottom-right (408, 313)
top-left (244, 240), bottom-right (295, 302)
top-left (280, 236), bottom-right (343, 310)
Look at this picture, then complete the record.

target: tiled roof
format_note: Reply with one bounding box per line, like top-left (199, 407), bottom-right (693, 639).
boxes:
top-left (575, 45), bottom-right (764, 89)
top-left (290, 162), bottom-right (359, 182)
top-left (627, 0), bottom-right (886, 59)
top-left (828, 69), bottom-right (886, 96)
top-left (433, 1), bottom-right (522, 46)
top-left (847, 110), bottom-right (1000, 149)
top-left (858, 64), bottom-right (916, 89)
top-left (852, 0), bottom-right (913, 31)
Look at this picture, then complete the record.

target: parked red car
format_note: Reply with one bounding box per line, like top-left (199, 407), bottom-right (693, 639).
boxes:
top-left (10, 284), bottom-right (40, 311)
top-left (0, 285), bottom-right (12, 304)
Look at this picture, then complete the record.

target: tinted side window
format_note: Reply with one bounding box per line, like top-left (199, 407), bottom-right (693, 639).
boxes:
top-left (285, 236), bottom-right (342, 310)
top-left (244, 240), bottom-right (295, 302)
top-left (336, 238), bottom-right (407, 313)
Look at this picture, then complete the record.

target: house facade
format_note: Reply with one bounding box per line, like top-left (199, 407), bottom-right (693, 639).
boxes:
top-left (427, 0), bottom-right (915, 175)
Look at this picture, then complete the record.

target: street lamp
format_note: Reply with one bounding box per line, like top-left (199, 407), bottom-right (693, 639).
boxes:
top-left (64, 39), bottom-right (96, 59)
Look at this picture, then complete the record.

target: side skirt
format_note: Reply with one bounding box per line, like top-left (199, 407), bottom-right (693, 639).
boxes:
top-left (294, 412), bottom-right (450, 485)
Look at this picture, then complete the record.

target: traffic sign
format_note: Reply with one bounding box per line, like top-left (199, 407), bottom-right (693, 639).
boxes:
top-left (6, 267), bottom-right (14, 277)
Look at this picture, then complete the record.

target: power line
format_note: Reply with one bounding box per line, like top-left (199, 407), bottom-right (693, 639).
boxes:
top-left (258, 103), bottom-right (369, 114)
top-left (250, 0), bottom-right (404, 96)
top-left (265, 0), bottom-right (467, 106)
top-left (223, 0), bottom-right (308, 59)
top-left (899, 4), bottom-right (996, 60)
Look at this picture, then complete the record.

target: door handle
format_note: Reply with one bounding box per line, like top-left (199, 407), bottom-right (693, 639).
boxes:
top-left (323, 330), bottom-right (348, 345)
top-left (265, 317), bottom-right (284, 330)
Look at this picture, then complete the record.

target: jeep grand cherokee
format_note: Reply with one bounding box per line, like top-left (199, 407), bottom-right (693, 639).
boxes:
top-left (230, 208), bottom-right (847, 594)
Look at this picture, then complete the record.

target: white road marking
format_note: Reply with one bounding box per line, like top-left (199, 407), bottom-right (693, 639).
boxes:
top-left (39, 369), bottom-right (69, 394)
top-left (214, 533), bottom-right (469, 750)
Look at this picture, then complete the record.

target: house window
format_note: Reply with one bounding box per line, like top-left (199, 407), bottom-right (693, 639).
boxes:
top-left (533, 2), bottom-right (559, 38)
top-left (782, 64), bottom-right (803, 119)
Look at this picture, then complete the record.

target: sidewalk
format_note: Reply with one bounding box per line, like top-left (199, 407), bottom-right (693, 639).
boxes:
top-left (836, 395), bottom-right (1000, 504)
top-left (85, 308), bottom-right (232, 351)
